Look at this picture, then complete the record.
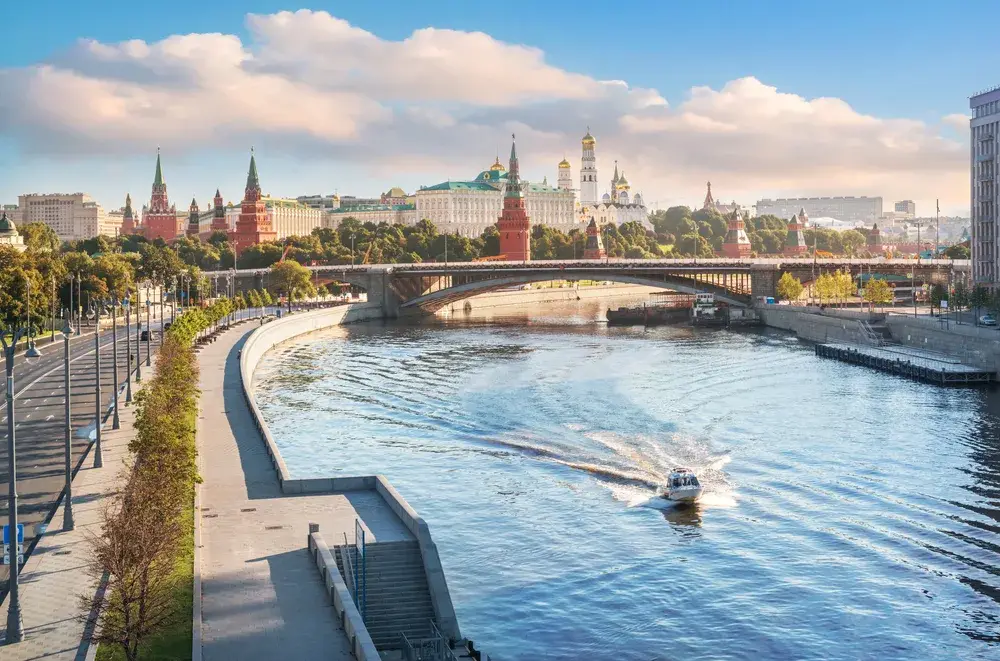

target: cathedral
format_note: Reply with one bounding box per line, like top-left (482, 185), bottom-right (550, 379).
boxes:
top-left (572, 129), bottom-right (649, 228)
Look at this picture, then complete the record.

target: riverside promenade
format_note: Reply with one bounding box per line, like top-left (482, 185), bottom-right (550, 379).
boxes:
top-left (196, 322), bottom-right (411, 660)
top-left (0, 360), bottom-right (153, 660)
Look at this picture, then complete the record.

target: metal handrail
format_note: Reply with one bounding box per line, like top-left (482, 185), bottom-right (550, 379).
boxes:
top-left (399, 620), bottom-right (460, 661)
top-left (341, 532), bottom-right (356, 603)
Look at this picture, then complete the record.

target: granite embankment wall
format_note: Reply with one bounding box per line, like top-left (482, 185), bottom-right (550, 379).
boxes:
top-left (757, 306), bottom-right (875, 344)
top-left (239, 303), bottom-right (462, 641)
top-left (885, 316), bottom-right (1000, 373)
top-left (448, 284), bottom-right (666, 313)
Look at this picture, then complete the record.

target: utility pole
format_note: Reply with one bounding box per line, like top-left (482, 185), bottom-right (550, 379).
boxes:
top-left (92, 302), bottom-right (103, 468)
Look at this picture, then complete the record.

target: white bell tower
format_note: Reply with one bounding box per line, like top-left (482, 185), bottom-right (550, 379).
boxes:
top-left (579, 128), bottom-right (598, 206)
top-left (557, 157), bottom-right (573, 194)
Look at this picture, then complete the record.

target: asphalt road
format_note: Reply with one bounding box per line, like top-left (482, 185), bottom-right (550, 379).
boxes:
top-left (0, 308), bottom-right (174, 597)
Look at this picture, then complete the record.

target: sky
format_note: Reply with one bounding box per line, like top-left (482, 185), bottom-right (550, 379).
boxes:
top-left (1, 0), bottom-right (996, 216)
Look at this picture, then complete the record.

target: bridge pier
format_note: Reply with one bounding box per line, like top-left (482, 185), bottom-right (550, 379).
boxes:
top-left (750, 265), bottom-right (779, 304)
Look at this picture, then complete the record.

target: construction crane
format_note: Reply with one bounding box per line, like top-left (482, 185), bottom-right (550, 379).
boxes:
top-left (278, 243), bottom-right (293, 263)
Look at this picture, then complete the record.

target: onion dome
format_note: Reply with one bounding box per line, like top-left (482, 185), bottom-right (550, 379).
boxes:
top-left (617, 171), bottom-right (630, 188)
top-left (582, 128), bottom-right (596, 147)
top-left (490, 155), bottom-right (506, 172)
top-left (0, 212), bottom-right (16, 234)
top-left (558, 157), bottom-right (571, 169)
top-left (602, 192), bottom-right (611, 202)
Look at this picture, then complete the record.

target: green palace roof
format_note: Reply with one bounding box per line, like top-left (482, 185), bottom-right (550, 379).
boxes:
top-left (421, 181), bottom-right (497, 192)
top-left (331, 203), bottom-right (416, 212)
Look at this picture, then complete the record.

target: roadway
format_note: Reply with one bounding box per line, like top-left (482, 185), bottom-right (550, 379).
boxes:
top-left (0, 308), bottom-right (175, 597)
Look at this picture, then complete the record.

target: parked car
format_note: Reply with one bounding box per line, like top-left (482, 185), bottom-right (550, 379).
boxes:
top-left (979, 315), bottom-right (997, 327)
top-left (140, 330), bottom-right (150, 341)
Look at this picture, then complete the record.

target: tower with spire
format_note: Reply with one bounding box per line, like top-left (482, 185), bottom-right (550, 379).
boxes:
top-left (211, 189), bottom-right (228, 234)
top-left (496, 134), bottom-right (531, 261)
top-left (721, 208), bottom-right (752, 258)
top-left (784, 208), bottom-right (808, 256)
top-left (121, 193), bottom-right (136, 234)
top-left (579, 128), bottom-right (598, 206)
top-left (142, 149), bottom-right (180, 241)
top-left (232, 149), bottom-right (276, 255)
top-left (186, 197), bottom-right (201, 238)
top-left (582, 217), bottom-right (606, 259)
top-left (702, 182), bottom-right (715, 211)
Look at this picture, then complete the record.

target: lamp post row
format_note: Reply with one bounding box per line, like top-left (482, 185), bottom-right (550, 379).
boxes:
top-left (4, 276), bottom-right (164, 644)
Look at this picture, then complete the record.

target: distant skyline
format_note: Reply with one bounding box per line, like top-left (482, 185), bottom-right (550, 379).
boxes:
top-left (1, 1), bottom-right (996, 216)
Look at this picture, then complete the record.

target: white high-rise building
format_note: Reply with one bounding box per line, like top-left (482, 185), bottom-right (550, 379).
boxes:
top-left (755, 196), bottom-right (883, 224)
top-left (17, 193), bottom-right (109, 242)
top-left (579, 129), bottom-right (599, 205)
top-left (971, 87), bottom-right (999, 285)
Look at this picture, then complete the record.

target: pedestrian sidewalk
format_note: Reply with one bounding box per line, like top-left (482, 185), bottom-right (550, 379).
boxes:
top-left (0, 367), bottom-right (151, 660)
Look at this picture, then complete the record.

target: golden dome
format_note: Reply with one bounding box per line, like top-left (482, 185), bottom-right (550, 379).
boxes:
top-left (582, 131), bottom-right (596, 146)
top-left (558, 158), bottom-right (571, 169)
top-left (490, 156), bottom-right (506, 172)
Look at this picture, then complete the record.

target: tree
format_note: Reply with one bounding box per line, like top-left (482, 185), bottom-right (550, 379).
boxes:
top-left (775, 272), bottom-right (804, 302)
top-left (19, 222), bottom-right (61, 252)
top-left (840, 230), bottom-right (866, 256)
top-left (944, 244), bottom-right (971, 260)
top-left (237, 242), bottom-right (284, 269)
top-left (864, 277), bottom-right (893, 311)
top-left (952, 281), bottom-right (969, 313)
top-left (930, 283), bottom-right (947, 313)
top-left (971, 285), bottom-right (991, 323)
top-left (270, 260), bottom-right (312, 311)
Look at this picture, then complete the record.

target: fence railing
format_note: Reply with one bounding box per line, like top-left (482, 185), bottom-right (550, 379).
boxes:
top-left (400, 621), bottom-right (461, 661)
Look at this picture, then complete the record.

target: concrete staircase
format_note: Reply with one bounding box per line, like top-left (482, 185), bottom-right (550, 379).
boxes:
top-left (336, 540), bottom-right (437, 650)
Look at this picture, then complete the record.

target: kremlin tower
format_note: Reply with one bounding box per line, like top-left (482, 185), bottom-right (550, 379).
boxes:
top-left (721, 208), bottom-right (752, 258)
top-left (121, 193), bottom-right (136, 234)
top-left (496, 134), bottom-right (531, 261)
top-left (702, 182), bottom-right (715, 211)
top-left (187, 197), bottom-right (201, 238)
top-left (582, 217), bottom-right (606, 259)
top-left (211, 189), bottom-right (228, 234)
top-left (142, 149), bottom-right (180, 241)
top-left (232, 149), bottom-right (276, 255)
top-left (784, 208), bottom-right (808, 256)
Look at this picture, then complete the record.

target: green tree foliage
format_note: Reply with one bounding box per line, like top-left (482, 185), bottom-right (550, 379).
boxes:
top-left (840, 229), bottom-right (866, 256)
top-left (930, 283), bottom-right (947, 312)
top-left (863, 278), bottom-right (893, 309)
top-left (775, 272), bottom-right (804, 302)
top-left (19, 222), bottom-right (61, 252)
top-left (971, 285), bottom-right (991, 320)
top-left (952, 281), bottom-right (970, 311)
top-left (944, 244), bottom-right (971, 259)
top-left (270, 260), bottom-right (312, 304)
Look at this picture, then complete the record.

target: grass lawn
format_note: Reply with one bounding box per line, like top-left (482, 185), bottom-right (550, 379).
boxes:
top-left (95, 497), bottom-right (194, 661)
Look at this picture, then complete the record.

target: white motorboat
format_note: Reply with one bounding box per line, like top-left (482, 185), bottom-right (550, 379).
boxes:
top-left (662, 467), bottom-right (703, 503)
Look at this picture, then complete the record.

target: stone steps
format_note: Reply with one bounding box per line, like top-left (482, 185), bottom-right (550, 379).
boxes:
top-left (335, 540), bottom-right (437, 650)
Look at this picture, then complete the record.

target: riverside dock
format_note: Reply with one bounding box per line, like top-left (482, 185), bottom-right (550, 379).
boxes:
top-left (815, 342), bottom-right (993, 385)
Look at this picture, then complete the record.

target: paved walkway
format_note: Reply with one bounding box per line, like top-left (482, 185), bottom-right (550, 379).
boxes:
top-left (0, 361), bottom-right (153, 660)
top-left (197, 323), bottom-right (410, 661)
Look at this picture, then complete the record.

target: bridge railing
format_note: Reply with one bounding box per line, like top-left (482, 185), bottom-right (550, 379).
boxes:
top-left (204, 257), bottom-right (969, 278)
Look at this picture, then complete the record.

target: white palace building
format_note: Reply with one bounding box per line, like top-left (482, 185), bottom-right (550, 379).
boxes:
top-left (414, 130), bottom-right (649, 237)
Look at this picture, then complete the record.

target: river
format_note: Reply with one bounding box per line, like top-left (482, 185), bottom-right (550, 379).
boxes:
top-left (253, 298), bottom-right (1000, 661)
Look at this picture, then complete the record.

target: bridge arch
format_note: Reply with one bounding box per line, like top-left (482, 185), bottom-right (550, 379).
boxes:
top-left (399, 271), bottom-right (750, 313)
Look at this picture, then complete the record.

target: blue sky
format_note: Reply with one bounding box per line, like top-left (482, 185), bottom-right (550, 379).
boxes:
top-left (0, 1), bottom-right (991, 214)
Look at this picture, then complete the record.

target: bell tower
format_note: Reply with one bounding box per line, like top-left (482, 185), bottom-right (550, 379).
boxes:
top-left (232, 149), bottom-right (276, 255)
top-left (579, 128), bottom-right (598, 206)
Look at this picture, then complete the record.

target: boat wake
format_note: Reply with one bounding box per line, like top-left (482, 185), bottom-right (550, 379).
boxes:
top-left (489, 429), bottom-right (737, 510)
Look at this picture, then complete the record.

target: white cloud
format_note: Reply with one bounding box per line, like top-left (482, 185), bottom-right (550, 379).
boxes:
top-left (0, 9), bottom-right (970, 214)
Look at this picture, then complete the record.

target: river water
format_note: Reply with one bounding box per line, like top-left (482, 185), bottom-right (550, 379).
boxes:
top-left (253, 298), bottom-right (1000, 661)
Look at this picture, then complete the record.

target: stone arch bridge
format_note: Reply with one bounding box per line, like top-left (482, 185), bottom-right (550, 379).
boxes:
top-left (206, 258), bottom-right (968, 318)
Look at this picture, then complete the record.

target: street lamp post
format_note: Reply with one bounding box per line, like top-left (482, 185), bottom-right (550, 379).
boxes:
top-left (135, 290), bottom-right (142, 383)
top-left (158, 283), bottom-right (165, 344)
top-left (92, 302), bottom-right (104, 469)
top-left (111, 298), bottom-right (120, 430)
top-left (62, 314), bottom-right (74, 531)
top-left (50, 274), bottom-right (56, 344)
top-left (3, 327), bottom-right (39, 644)
top-left (4, 277), bottom-right (43, 643)
top-left (125, 293), bottom-right (133, 404)
top-left (145, 288), bottom-right (151, 367)
top-left (75, 273), bottom-right (82, 336)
